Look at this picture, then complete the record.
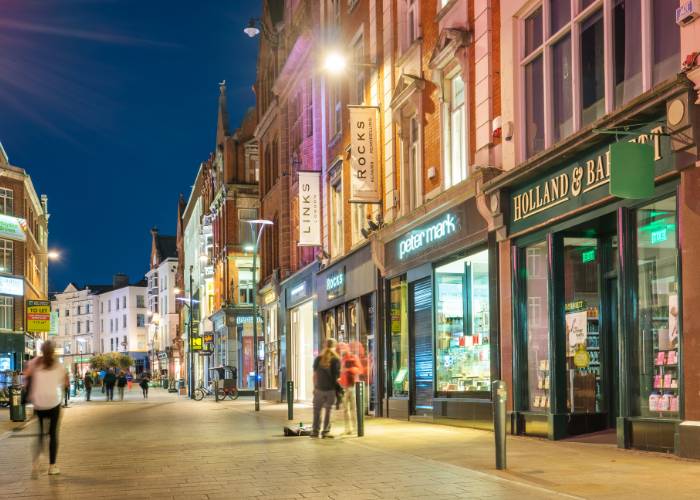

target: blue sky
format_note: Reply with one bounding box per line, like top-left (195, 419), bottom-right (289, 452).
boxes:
top-left (0, 0), bottom-right (260, 291)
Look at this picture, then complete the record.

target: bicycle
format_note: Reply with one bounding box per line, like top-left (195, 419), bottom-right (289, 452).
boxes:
top-left (218, 385), bottom-right (239, 400)
top-left (193, 382), bottom-right (216, 401)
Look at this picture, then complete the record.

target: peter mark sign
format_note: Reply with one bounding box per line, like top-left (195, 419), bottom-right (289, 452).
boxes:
top-left (298, 171), bottom-right (321, 246)
top-left (349, 106), bottom-right (381, 203)
top-left (398, 213), bottom-right (458, 260)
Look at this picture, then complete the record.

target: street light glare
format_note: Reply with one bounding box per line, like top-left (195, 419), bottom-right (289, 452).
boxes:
top-left (247, 219), bottom-right (274, 225)
top-left (47, 250), bottom-right (60, 260)
top-left (173, 287), bottom-right (181, 295)
top-left (323, 52), bottom-right (347, 74)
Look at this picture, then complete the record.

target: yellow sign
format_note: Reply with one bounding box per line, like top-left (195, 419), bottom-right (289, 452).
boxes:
top-left (27, 300), bottom-right (51, 333)
top-left (573, 346), bottom-right (590, 369)
top-left (191, 337), bottom-right (203, 351)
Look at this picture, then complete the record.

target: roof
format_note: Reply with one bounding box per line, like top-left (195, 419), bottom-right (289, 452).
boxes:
top-left (156, 235), bottom-right (177, 260)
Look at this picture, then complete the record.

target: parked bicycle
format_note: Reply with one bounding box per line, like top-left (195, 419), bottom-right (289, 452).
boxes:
top-left (193, 381), bottom-right (239, 401)
top-left (193, 382), bottom-right (216, 401)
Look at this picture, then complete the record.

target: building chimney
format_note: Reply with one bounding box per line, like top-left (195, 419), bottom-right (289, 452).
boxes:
top-left (112, 273), bottom-right (129, 289)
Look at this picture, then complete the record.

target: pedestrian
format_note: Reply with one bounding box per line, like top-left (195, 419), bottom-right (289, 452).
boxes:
top-left (139, 374), bottom-right (150, 399)
top-left (83, 371), bottom-right (93, 402)
top-left (24, 341), bottom-right (68, 477)
top-left (126, 371), bottom-right (133, 391)
top-left (338, 345), bottom-right (362, 435)
top-left (116, 371), bottom-right (127, 401)
top-left (311, 338), bottom-right (341, 439)
top-left (103, 369), bottom-right (116, 401)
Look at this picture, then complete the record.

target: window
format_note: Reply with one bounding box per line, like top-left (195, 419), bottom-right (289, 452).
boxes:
top-left (136, 295), bottom-right (145, 308)
top-left (525, 241), bottom-right (549, 411)
top-left (330, 174), bottom-right (344, 258)
top-left (264, 304), bottom-right (278, 389)
top-left (305, 79), bottom-right (313, 138)
top-left (0, 296), bottom-right (12, 330)
top-left (123, 314), bottom-right (127, 328)
top-left (0, 188), bottom-right (13, 215)
top-left (351, 203), bottom-right (366, 246)
top-left (329, 79), bottom-right (342, 138)
top-left (633, 196), bottom-right (679, 417)
top-left (238, 268), bottom-right (254, 304)
top-left (77, 305), bottom-right (82, 315)
top-left (100, 302), bottom-right (103, 313)
top-left (122, 296), bottom-right (126, 309)
top-left (444, 73), bottom-right (467, 188)
top-left (110, 338), bottom-right (114, 351)
top-left (352, 36), bottom-right (365, 105)
top-left (122, 335), bottom-right (127, 351)
top-left (101, 339), bottom-right (104, 353)
top-left (65, 309), bottom-right (69, 317)
top-left (0, 239), bottom-right (12, 273)
top-left (435, 250), bottom-right (490, 393)
top-left (405, 0), bottom-right (419, 49)
top-left (520, 1), bottom-right (679, 158)
top-left (110, 318), bottom-right (114, 333)
top-left (401, 115), bottom-right (422, 213)
top-left (76, 321), bottom-right (81, 334)
top-left (116, 297), bottom-right (120, 310)
top-left (137, 314), bottom-right (145, 327)
top-left (101, 319), bottom-right (103, 333)
top-left (239, 208), bottom-right (257, 246)
top-left (389, 276), bottom-right (409, 396)
top-left (108, 300), bottom-right (111, 312)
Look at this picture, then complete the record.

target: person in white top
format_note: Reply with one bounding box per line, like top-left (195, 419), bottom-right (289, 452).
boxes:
top-left (25, 341), bottom-right (68, 477)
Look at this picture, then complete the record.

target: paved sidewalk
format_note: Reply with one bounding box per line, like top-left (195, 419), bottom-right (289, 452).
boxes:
top-left (0, 389), bottom-right (698, 499)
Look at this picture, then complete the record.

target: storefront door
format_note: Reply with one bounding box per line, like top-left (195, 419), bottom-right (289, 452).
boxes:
top-left (291, 301), bottom-right (314, 402)
top-left (410, 277), bottom-right (433, 416)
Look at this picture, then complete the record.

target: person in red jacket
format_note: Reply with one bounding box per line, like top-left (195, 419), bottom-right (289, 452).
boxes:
top-left (338, 344), bottom-right (362, 435)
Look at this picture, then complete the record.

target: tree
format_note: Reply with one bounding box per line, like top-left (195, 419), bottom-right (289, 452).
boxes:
top-left (89, 353), bottom-right (134, 371)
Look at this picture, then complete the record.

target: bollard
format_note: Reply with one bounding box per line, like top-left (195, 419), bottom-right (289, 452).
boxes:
top-left (287, 380), bottom-right (294, 420)
top-left (214, 379), bottom-right (219, 403)
top-left (492, 380), bottom-right (507, 470)
top-left (355, 381), bottom-right (365, 437)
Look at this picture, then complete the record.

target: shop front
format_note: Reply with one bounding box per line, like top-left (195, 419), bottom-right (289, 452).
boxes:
top-left (210, 306), bottom-right (259, 392)
top-left (486, 84), bottom-right (699, 455)
top-left (316, 244), bottom-right (379, 415)
top-left (0, 333), bottom-right (26, 388)
top-left (279, 262), bottom-right (318, 403)
top-left (379, 195), bottom-right (497, 429)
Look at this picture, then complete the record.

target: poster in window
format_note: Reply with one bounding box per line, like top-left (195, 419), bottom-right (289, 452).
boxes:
top-left (566, 310), bottom-right (588, 355)
top-left (297, 171), bottom-right (321, 246)
top-left (348, 105), bottom-right (381, 203)
top-left (668, 293), bottom-right (679, 349)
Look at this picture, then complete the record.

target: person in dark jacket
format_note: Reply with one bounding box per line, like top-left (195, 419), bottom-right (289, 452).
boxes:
top-left (103, 369), bottom-right (116, 401)
top-left (83, 372), bottom-right (93, 402)
top-left (116, 371), bottom-right (128, 400)
top-left (311, 338), bottom-right (341, 438)
top-left (139, 374), bottom-right (150, 399)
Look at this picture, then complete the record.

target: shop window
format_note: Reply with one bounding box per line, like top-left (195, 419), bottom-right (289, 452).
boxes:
top-left (525, 241), bottom-right (549, 412)
top-left (444, 73), bottom-right (467, 188)
top-left (0, 239), bottom-right (13, 274)
top-left (563, 237), bottom-right (603, 414)
top-left (633, 196), bottom-right (679, 417)
top-left (435, 249), bottom-right (490, 393)
top-left (265, 304), bottom-right (278, 389)
top-left (389, 276), bottom-right (409, 397)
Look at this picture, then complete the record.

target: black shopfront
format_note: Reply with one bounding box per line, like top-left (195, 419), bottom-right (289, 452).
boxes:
top-left (380, 196), bottom-right (499, 429)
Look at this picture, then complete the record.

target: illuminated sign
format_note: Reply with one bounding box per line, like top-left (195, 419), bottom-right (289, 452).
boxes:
top-left (0, 276), bottom-right (23, 296)
top-left (26, 300), bottom-right (51, 332)
top-left (651, 228), bottom-right (668, 245)
top-left (236, 315), bottom-right (263, 325)
top-left (581, 249), bottom-right (596, 264)
top-left (398, 213), bottom-right (457, 260)
top-left (203, 333), bottom-right (214, 343)
top-left (0, 214), bottom-right (27, 242)
top-left (191, 337), bottom-right (203, 351)
top-left (325, 268), bottom-right (345, 300)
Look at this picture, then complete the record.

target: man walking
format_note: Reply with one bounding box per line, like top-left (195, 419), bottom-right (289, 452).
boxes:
top-left (103, 369), bottom-right (116, 401)
top-left (116, 371), bottom-right (127, 401)
top-left (84, 372), bottom-right (93, 402)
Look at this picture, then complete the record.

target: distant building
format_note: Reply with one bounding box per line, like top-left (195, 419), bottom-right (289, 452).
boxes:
top-left (145, 228), bottom-right (180, 381)
top-left (0, 142), bottom-right (49, 382)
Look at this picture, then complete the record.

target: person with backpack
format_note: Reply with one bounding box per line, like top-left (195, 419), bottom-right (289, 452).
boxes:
top-left (116, 371), bottom-right (128, 400)
top-left (139, 374), bottom-right (150, 399)
top-left (339, 345), bottom-right (363, 435)
top-left (103, 369), bottom-right (116, 401)
top-left (311, 338), bottom-right (341, 439)
top-left (25, 341), bottom-right (69, 476)
top-left (83, 372), bottom-right (93, 402)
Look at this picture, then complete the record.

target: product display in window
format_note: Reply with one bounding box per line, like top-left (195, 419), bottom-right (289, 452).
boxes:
top-left (434, 250), bottom-right (490, 393)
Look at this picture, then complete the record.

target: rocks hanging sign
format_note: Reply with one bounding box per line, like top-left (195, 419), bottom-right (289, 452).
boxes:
top-left (349, 105), bottom-right (381, 203)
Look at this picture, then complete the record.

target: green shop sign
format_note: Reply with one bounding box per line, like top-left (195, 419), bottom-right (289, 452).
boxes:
top-left (509, 123), bottom-right (672, 234)
top-left (325, 267), bottom-right (345, 300)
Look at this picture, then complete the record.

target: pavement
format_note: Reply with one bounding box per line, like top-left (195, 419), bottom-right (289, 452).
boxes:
top-left (0, 388), bottom-right (698, 499)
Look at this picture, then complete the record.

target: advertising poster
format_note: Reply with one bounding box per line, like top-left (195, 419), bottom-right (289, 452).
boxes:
top-left (49, 311), bottom-right (59, 336)
top-left (668, 293), bottom-right (679, 349)
top-left (297, 171), bottom-right (321, 246)
top-left (348, 105), bottom-right (381, 203)
top-left (566, 310), bottom-right (588, 355)
top-left (26, 300), bottom-right (51, 333)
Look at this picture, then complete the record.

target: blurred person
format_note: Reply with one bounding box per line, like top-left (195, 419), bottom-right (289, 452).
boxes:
top-left (311, 338), bottom-right (340, 439)
top-left (116, 371), bottom-right (127, 400)
top-left (339, 346), bottom-right (362, 435)
top-left (25, 341), bottom-right (68, 477)
top-left (83, 371), bottom-right (93, 402)
top-left (139, 373), bottom-right (150, 399)
top-left (103, 369), bottom-right (116, 401)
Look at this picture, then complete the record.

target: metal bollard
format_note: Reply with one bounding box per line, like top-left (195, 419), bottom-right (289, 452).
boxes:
top-left (355, 381), bottom-right (365, 437)
top-left (214, 379), bottom-right (219, 403)
top-left (492, 380), bottom-right (507, 470)
top-left (287, 380), bottom-right (294, 420)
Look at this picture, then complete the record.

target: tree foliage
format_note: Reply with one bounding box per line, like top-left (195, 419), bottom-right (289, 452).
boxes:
top-left (89, 353), bottom-right (134, 371)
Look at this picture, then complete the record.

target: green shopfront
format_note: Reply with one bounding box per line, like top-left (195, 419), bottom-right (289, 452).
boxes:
top-left (488, 87), bottom-right (700, 455)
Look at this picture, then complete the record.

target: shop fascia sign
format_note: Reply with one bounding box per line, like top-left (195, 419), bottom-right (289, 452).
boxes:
top-left (0, 214), bottom-right (28, 242)
top-left (510, 123), bottom-right (670, 232)
top-left (236, 315), bottom-right (262, 325)
top-left (326, 267), bottom-right (345, 300)
top-left (288, 281), bottom-right (308, 303)
top-left (398, 213), bottom-right (458, 260)
top-left (0, 276), bottom-right (24, 296)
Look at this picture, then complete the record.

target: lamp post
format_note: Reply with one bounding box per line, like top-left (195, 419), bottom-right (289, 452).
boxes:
top-left (247, 219), bottom-right (273, 412)
top-left (188, 265), bottom-right (194, 399)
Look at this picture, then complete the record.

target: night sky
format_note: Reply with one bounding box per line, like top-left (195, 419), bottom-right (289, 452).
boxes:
top-left (0, 0), bottom-right (260, 292)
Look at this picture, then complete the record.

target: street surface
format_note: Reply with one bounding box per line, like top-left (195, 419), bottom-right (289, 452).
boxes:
top-left (1, 388), bottom-right (699, 499)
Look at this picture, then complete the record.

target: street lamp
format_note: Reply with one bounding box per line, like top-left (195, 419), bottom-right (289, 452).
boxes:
top-left (47, 250), bottom-right (61, 261)
top-left (246, 219), bottom-right (273, 412)
top-left (188, 265), bottom-right (194, 399)
top-left (322, 50), bottom-right (377, 76)
top-left (242, 18), bottom-right (279, 46)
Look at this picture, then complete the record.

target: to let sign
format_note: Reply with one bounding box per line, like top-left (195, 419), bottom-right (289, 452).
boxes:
top-left (349, 106), bottom-right (381, 203)
top-left (27, 300), bottom-right (51, 333)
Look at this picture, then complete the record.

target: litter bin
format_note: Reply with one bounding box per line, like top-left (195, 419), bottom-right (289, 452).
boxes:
top-left (162, 379), bottom-right (168, 389)
top-left (9, 385), bottom-right (25, 422)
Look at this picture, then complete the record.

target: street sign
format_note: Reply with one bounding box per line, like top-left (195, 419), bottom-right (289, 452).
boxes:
top-left (191, 337), bottom-right (203, 351)
top-left (26, 300), bottom-right (51, 332)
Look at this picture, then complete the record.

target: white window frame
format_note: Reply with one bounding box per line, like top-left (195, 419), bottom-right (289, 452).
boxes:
top-left (443, 70), bottom-right (468, 189)
top-left (518, 0), bottom-right (679, 161)
top-left (0, 296), bottom-right (12, 331)
top-left (0, 188), bottom-right (13, 215)
top-left (405, 0), bottom-right (420, 50)
top-left (329, 166), bottom-right (344, 258)
top-left (399, 114), bottom-right (423, 215)
top-left (0, 239), bottom-right (13, 274)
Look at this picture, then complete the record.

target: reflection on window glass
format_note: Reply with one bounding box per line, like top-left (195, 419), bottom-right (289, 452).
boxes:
top-left (652, 0), bottom-right (680, 85)
top-left (525, 56), bottom-right (544, 157)
top-left (633, 197), bottom-right (679, 417)
top-left (563, 238), bottom-right (604, 414)
top-left (581, 9), bottom-right (605, 126)
top-left (552, 34), bottom-right (573, 142)
top-left (550, 0), bottom-right (570, 34)
top-left (524, 7), bottom-right (543, 56)
top-left (389, 277), bottom-right (409, 396)
top-left (435, 250), bottom-right (490, 393)
top-left (526, 241), bottom-right (549, 412)
top-left (613, 0), bottom-right (642, 106)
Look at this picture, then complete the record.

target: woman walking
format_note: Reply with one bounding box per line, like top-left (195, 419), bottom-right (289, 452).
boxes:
top-left (311, 338), bottom-right (340, 438)
top-left (25, 341), bottom-right (68, 477)
top-left (139, 374), bottom-right (150, 399)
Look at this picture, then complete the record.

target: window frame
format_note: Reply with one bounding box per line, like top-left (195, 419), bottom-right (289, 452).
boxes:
top-left (0, 296), bottom-right (12, 331)
top-left (0, 239), bottom-right (13, 274)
